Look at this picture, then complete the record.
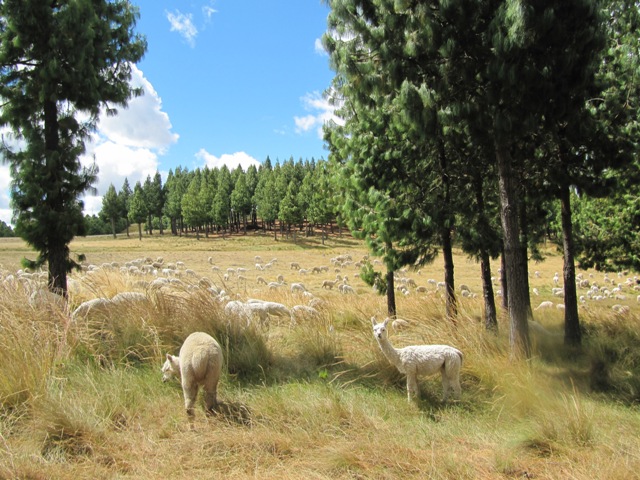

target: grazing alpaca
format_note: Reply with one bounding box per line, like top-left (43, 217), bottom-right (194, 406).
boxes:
top-left (371, 317), bottom-right (463, 402)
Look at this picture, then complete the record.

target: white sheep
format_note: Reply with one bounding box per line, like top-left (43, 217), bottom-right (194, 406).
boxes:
top-left (71, 297), bottom-right (112, 320)
top-left (535, 300), bottom-right (554, 310)
top-left (162, 331), bottom-right (223, 418)
top-left (290, 282), bottom-right (307, 293)
top-left (371, 318), bottom-right (463, 402)
top-left (338, 284), bottom-right (356, 294)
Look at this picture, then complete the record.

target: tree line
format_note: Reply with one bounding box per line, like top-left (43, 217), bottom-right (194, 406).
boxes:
top-left (96, 156), bottom-right (338, 241)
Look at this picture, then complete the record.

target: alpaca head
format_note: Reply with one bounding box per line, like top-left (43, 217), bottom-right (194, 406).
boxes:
top-left (161, 354), bottom-right (181, 382)
top-left (371, 317), bottom-right (389, 340)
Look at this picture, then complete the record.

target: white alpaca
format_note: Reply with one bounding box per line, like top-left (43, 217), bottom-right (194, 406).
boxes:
top-left (162, 332), bottom-right (223, 418)
top-left (371, 318), bottom-right (463, 402)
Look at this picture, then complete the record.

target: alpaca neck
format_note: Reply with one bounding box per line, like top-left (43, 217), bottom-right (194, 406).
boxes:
top-left (376, 336), bottom-right (403, 369)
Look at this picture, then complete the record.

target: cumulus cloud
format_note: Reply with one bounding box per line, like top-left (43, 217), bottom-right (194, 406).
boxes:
top-left (167, 10), bottom-right (198, 47)
top-left (98, 65), bottom-right (179, 152)
top-left (294, 91), bottom-right (342, 139)
top-left (0, 65), bottom-right (178, 225)
top-left (195, 149), bottom-right (261, 171)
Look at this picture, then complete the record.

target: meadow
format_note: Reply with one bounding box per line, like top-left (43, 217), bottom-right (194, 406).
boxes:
top-left (0, 230), bottom-right (638, 479)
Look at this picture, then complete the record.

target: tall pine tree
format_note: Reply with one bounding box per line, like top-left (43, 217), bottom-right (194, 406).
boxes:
top-left (0, 0), bottom-right (146, 295)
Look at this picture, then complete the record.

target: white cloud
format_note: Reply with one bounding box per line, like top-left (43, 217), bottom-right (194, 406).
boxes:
top-left (0, 66), bottom-right (177, 225)
top-left (314, 38), bottom-right (327, 56)
top-left (203, 5), bottom-right (217, 21)
top-left (98, 65), bottom-right (179, 153)
top-left (294, 91), bottom-right (342, 139)
top-left (166, 10), bottom-right (198, 47)
top-left (195, 150), bottom-right (261, 171)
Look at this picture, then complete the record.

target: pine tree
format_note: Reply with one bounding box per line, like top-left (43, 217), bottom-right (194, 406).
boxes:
top-left (119, 178), bottom-right (132, 238)
top-left (0, 0), bottom-right (146, 295)
top-left (128, 182), bottom-right (148, 241)
top-left (101, 184), bottom-right (121, 238)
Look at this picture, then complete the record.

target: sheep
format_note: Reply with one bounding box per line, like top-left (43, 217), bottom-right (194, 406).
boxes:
top-left (371, 318), bottom-right (463, 402)
top-left (535, 300), bottom-right (554, 310)
top-left (338, 284), bottom-right (356, 294)
top-left (322, 279), bottom-right (336, 290)
top-left (244, 300), bottom-right (291, 325)
top-left (290, 262), bottom-right (301, 270)
top-left (390, 318), bottom-right (411, 331)
top-left (290, 282), bottom-right (307, 293)
top-left (162, 331), bottom-right (223, 418)
top-left (71, 297), bottom-right (112, 321)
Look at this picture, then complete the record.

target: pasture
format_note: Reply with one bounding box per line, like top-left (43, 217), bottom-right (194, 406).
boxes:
top-left (0, 231), bottom-right (638, 479)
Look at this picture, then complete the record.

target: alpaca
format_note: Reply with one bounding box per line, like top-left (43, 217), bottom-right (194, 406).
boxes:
top-left (371, 317), bottom-right (463, 402)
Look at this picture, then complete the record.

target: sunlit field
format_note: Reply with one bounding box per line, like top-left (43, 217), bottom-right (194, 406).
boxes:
top-left (0, 230), bottom-right (638, 479)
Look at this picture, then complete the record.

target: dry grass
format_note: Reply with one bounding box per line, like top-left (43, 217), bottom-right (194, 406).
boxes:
top-left (0, 231), bottom-right (639, 479)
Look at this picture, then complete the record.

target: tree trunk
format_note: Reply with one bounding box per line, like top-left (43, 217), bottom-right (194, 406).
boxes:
top-left (500, 245), bottom-right (508, 311)
top-left (111, 217), bottom-right (116, 238)
top-left (43, 99), bottom-right (68, 297)
top-left (147, 214), bottom-right (153, 235)
top-left (137, 223), bottom-right (142, 240)
top-left (560, 184), bottom-right (581, 346)
top-left (442, 229), bottom-right (457, 320)
top-left (480, 251), bottom-right (498, 331)
top-left (48, 240), bottom-right (68, 297)
top-left (386, 268), bottom-right (397, 318)
top-left (496, 141), bottom-right (531, 359)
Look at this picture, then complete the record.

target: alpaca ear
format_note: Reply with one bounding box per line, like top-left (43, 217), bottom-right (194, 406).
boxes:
top-left (371, 316), bottom-right (377, 326)
top-left (383, 318), bottom-right (389, 327)
top-left (166, 353), bottom-right (172, 360)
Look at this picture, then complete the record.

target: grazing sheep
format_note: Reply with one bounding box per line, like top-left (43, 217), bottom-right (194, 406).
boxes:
top-left (371, 318), bottom-right (463, 402)
top-left (290, 282), bottom-right (307, 293)
top-left (535, 300), bottom-right (554, 310)
top-left (322, 279), bottom-right (336, 290)
top-left (71, 297), bottom-right (112, 320)
top-left (338, 284), bottom-right (356, 294)
top-left (391, 318), bottom-right (411, 331)
top-left (162, 331), bottom-right (223, 418)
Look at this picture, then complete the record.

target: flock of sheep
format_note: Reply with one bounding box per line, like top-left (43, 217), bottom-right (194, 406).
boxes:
top-left (3, 250), bottom-right (638, 419)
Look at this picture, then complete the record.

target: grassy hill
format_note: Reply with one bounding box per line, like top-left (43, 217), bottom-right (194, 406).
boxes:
top-left (0, 232), bottom-right (638, 479)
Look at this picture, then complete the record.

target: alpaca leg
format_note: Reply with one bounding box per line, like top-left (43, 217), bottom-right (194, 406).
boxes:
top-left (444, 355), bottom-right (462, 400)
top-left (203, 374), bottom-right (219, 414)
top-left (441, 369), bottom-right (450, 401)
top-left (182, 382), bottom-right (198, 417)
top-left (406, 373), bottom-right (419, 402)
top-left (449, 371), bottom-right (461, 400)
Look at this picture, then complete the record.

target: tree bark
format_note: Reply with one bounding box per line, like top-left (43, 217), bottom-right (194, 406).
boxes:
top-left (500, 245), bottom-right (508, 310)
top-left (496, 141), bottom-right (531, 359)
top-left (560, 184), bottom-right (581, 346)
top-left (442, 230), bottom-right (458, 320)
top-left (480, 252), bottom-right (498, 331)
top-left (386, 268), bottom-right (397, 318)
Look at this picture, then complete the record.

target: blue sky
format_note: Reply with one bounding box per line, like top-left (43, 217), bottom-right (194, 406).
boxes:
top-left (0, 0), bottom-right (337, 225)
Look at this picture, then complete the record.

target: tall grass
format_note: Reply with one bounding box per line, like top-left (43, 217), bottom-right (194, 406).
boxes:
top-left (0, 238), bottom-right (639, 479)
